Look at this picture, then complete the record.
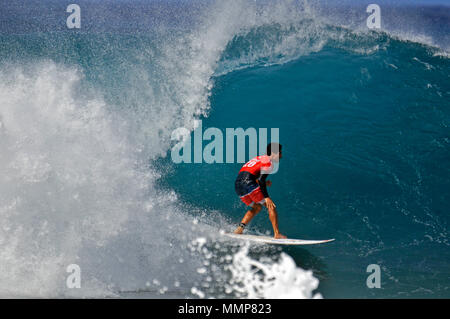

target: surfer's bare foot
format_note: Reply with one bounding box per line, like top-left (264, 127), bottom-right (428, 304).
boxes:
top-left (274, 233), bottom-right (287, 239)
top-left (233, 226), bottom-right (244, 234)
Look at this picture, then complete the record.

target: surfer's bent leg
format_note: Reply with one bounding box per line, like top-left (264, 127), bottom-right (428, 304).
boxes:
top-left (233, 203), bottom-right (262, 234)
top-left (234, 171), bottom-right (265, 234)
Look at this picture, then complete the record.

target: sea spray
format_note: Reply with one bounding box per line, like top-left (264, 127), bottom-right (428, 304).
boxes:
top-left (226, 243), bottom-right (322, 299)
top-left (186, 236), bottom-right (322, 299)
top-left (0, 62), bottom-right (138, 297)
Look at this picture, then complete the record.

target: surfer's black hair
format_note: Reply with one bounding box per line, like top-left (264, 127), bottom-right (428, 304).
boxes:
top-left (267, 143), bottom-right (282, 156)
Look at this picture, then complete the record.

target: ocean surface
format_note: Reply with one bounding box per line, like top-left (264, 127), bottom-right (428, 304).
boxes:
top-left (0, 0), bottom-right (449, 298)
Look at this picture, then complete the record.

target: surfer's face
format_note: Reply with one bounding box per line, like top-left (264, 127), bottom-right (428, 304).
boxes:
top-left (272, 151), bottom-right (282, 162)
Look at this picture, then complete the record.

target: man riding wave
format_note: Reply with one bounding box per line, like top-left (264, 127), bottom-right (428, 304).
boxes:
top-left (233, 143), bottom-right (286, 239)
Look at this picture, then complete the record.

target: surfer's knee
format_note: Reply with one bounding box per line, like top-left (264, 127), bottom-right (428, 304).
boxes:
top-left (252, 203), bottom-right (262, 214)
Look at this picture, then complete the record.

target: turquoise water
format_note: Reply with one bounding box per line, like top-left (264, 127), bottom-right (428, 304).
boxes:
top-left (0, 0), bottom-right (448, 298)
top-left (163, 38), bottom-right (450, 298)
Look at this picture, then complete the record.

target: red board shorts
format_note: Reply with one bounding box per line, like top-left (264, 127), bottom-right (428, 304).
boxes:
top-left (235, 171), bottom-right (266, 207)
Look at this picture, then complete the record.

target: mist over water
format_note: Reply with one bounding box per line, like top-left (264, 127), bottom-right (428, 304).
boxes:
top-left (0, 0), bottom-right (448, 298)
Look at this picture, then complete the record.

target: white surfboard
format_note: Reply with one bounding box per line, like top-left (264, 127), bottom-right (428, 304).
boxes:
top-left (224, 233), bottom-right (335, 245)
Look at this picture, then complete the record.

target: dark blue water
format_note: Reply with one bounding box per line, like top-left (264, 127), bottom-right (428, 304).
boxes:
top-left (0, 0), bottom-right (448, 298)
top-left (163, 37), bottom-right (450, 297)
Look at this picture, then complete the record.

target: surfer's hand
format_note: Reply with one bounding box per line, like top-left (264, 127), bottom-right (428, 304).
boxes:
top-left (265, 197), bottom-right (276, 210)
top-left (266, 180), bottom-right (272, 187)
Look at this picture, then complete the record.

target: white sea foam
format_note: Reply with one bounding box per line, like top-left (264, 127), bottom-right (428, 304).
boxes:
top-left (0, 62), bottom-right (138, 297)
top-left (0, 61), bottom-right (227, 297)
top-left (226, 244), bottom-right (322, 299)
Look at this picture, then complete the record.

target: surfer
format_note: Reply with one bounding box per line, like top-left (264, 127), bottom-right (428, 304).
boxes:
top-left (233, 143), bottom-right (287, 239)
